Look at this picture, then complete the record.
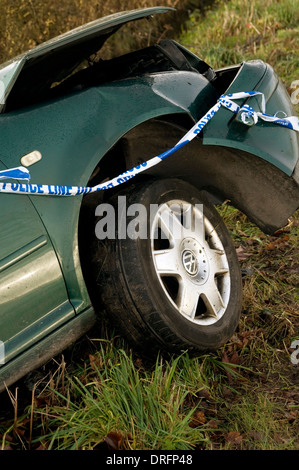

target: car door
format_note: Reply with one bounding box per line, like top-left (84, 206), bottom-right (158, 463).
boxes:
top-left (0, 161), bottom-right (75, 366)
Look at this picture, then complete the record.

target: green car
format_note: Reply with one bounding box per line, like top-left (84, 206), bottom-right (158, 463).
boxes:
top-left (0, 7), bottom-right (298, 392)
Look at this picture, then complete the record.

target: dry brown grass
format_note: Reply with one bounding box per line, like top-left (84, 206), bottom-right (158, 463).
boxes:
top-left (0, 0), bottom-right (192, 63)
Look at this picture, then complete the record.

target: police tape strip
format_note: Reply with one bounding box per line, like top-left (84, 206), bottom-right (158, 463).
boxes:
top-left (219, 91), bottom-right (299, 130)
top-left (0, 91), bottom-right (298, 197)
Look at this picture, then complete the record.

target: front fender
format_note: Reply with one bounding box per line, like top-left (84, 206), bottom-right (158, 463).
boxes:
top-left (0, 70), bottom-right (215, 313)
top-left (203, 61), bottom-right (299, 175)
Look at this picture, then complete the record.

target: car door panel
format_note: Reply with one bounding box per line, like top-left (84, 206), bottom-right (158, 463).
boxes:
top-left (0, 161), bottom-right (75, 364)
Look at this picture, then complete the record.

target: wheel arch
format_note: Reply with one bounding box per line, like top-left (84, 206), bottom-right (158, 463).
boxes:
top-left (80, 116), bottom-right (299, 237)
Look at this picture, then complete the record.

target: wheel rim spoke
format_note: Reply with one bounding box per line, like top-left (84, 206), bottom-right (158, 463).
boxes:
top-left (202, 280), bottom-right (225, 318)
top-left (192, 205), bottom-right (205, 242)
top-left (158, 204), bottom-right (185, 242)
top-left (209, 249), bottom-right (229, 275)
top-left (177, 281), bottom-right (200, 318)
top-left (153, 249), bottom-right (180, 275)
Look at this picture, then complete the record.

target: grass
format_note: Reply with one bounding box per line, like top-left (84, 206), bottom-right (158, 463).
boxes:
top-left (180, 0), bottom-right (299, 112)
top-left (29, 347), bottom-right (207, 450)
top-left (0, 0), bottom-right (298, 451)
top-left (1, 298), bottom-right (298, 450)
top-left (0, 0), bottom-right (188, 64)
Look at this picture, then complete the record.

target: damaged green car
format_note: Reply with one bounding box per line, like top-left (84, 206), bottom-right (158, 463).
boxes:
top-left (0, 7), bottom-right (298, 392)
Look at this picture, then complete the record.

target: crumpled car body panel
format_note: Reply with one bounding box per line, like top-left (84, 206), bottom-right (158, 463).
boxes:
top-left (0, 7), bottom-right (173, 109)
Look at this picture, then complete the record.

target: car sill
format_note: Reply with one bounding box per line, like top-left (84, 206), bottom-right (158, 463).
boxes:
top-left (0, 307), bottom-right (96, 393)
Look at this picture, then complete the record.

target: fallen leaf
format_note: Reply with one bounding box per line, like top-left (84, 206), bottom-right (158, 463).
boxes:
top-left (236, 246), bottom-right (251, 260)
top-left (230, 335), bottom-right (244, 349)
top-left (207, 419), bottom-right (222, 429)
top-left (225, 431), bottom-right (243, 445)
top-left (189, 410), bottom-right (206, 428)
top-left (249, 431), bottom-right (262, 441)
top-left (221, 349), bottom-right (240, 383)
top-left (103, 432), bottom-right (123, 450)
top-left (229, 350), bottom-right (239, 365)
top-left (89, 354), bottom-right (101, 370)
top-left (265, 235), bottom-right (289, 250)
top-left (284, 410), bottom-right (297, 422)
top-left (197, 388), bottom-right (211, 399)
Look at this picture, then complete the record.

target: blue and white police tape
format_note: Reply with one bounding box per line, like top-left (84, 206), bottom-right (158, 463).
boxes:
top-left (219, 91), bottom-right (299, 130)
top-left (0, 166), bottom-right (30, 181)
top-left (0, 90), bottom-right (298, 197)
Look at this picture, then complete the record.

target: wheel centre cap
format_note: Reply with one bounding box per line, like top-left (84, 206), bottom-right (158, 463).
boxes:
top-left (181, 238), bottom-right (209, 283)
top-left (182, 250), bottom-right (198, 276)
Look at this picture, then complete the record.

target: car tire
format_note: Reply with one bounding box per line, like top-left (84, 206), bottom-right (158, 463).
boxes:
top-left (90, 178), bottom-right (242, 355)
